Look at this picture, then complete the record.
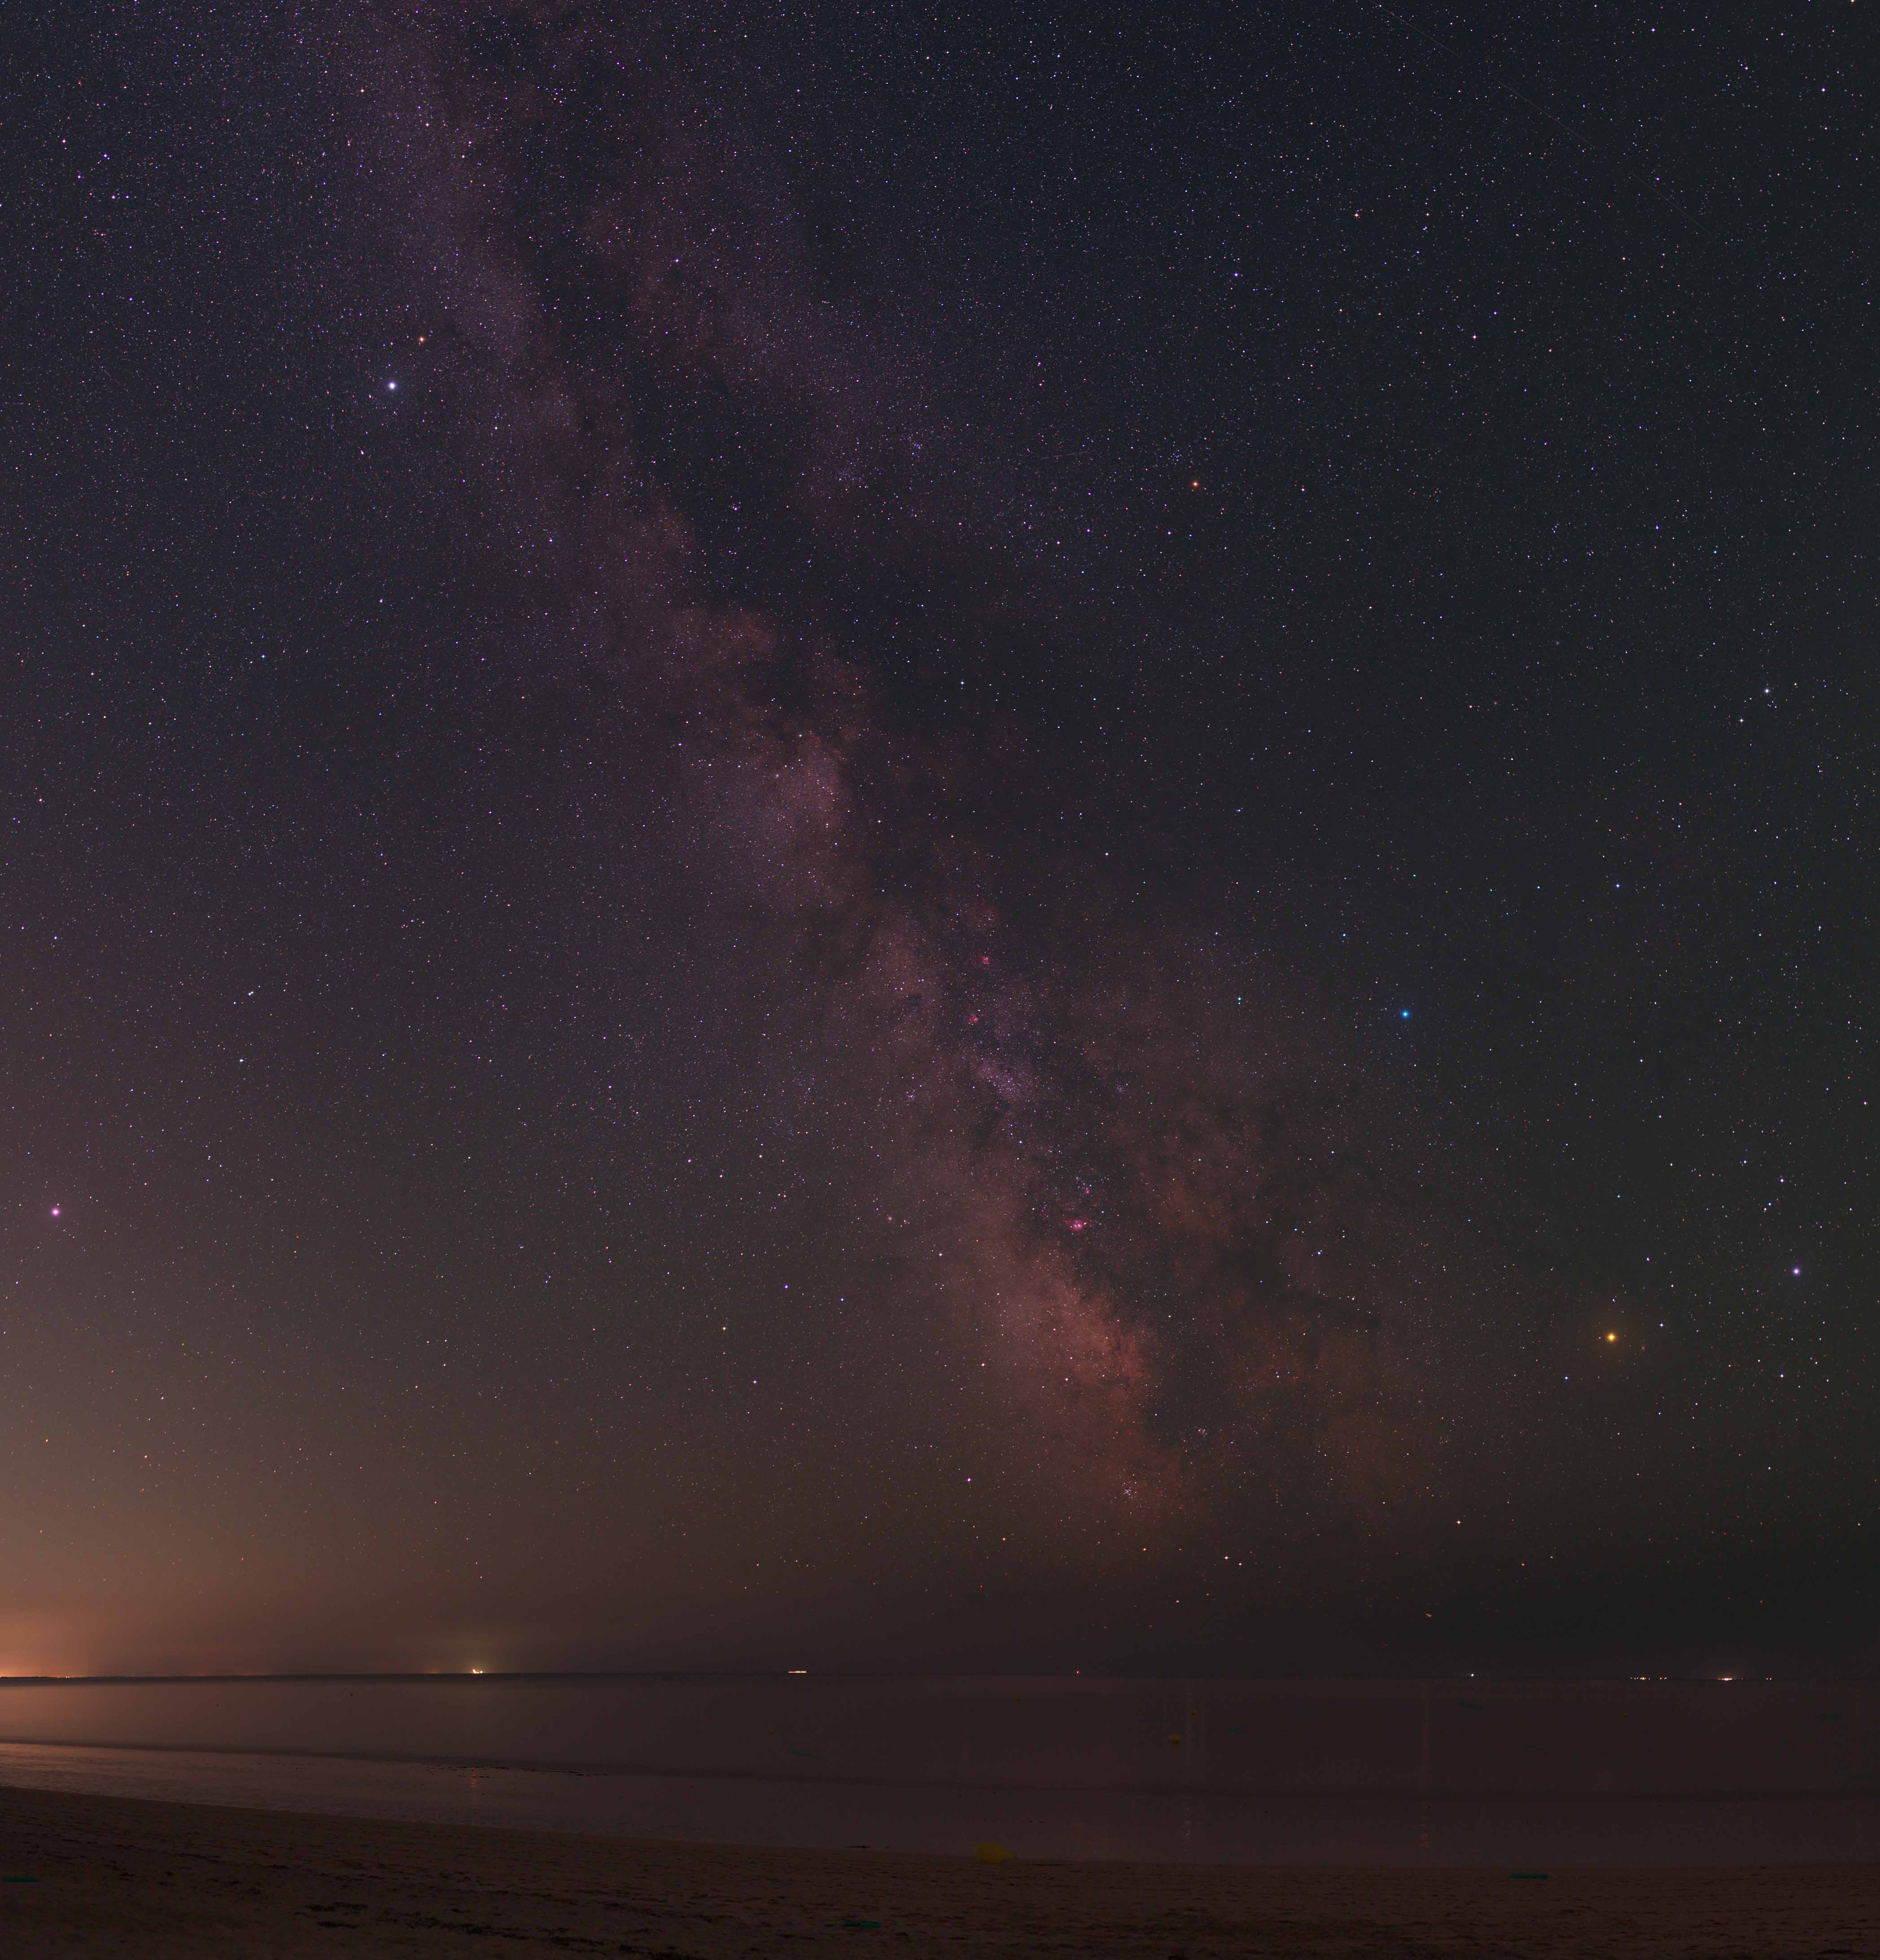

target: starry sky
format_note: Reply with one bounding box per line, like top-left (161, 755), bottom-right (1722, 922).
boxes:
top-left (1, 0), bottom-right (1874, 1678)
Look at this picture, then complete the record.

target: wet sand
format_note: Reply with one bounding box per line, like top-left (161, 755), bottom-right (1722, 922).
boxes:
top-left (4, 1781), bottom-right (1879, 1956)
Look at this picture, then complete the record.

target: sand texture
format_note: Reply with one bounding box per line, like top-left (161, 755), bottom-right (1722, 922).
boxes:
top-left (3, 1781), bottom-right (1878, 1957)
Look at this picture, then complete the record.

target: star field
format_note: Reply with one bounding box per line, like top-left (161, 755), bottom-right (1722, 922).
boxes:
top-left (0, 0), bottom-right (1873, 1677)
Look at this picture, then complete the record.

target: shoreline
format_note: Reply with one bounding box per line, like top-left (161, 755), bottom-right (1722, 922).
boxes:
top-left (7, 1737), bottom-right (1877, 1868)
top-left (4, 1780), bottom-right (1879, 1956)
top-left (11, 1728), bottom-right (1880, 1799)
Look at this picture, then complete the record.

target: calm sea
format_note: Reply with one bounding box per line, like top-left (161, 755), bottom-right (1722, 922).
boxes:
top-left (1, 1675), bottom-right (1874, 1866)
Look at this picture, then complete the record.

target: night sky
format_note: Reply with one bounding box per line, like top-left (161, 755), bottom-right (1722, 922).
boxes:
top-left (2, 1), bottom-right (1874, 1679)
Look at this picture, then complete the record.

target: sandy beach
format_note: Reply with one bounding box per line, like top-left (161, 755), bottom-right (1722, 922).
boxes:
top-left (3, 1781), bottom-right (1878, 1957)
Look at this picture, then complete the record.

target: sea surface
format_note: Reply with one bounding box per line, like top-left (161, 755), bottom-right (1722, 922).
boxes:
top-left (1, 1675), bottom-right (1875, 1867)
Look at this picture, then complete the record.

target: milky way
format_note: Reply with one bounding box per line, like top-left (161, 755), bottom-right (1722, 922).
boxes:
top-left (326, 1), bottom-right (1543, 1578)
